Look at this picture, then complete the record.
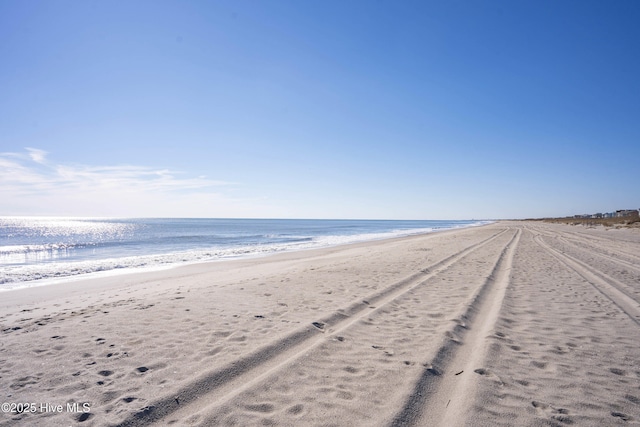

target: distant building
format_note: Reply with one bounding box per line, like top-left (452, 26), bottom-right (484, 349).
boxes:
top-left (616, 209), bottom-right (638, 217)
top-left (568, 209), bottom-right (638, 220)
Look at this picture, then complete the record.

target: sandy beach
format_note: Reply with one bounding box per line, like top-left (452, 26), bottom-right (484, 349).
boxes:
top-left (1, 221), bottom-right (639, 427)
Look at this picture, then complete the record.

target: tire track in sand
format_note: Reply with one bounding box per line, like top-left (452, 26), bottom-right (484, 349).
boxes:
top-left (533, 233), bottom-right (640, 326)
top-left (531, 227), bottom-right (640, 302)
top-left (531, 225), bottom-right (640, 275)
top-left (112, 228), bottom-right (509, 427)
top-left (389, 228), bottom-right (521, 427)
top-left (554, 235), bottom-right (640, 274)
top-left (548, 227), bottom-right (640, 265)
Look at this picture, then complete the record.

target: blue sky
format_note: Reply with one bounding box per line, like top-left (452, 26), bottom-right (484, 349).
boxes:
top-left (1, 0), bottom-right (638, 219)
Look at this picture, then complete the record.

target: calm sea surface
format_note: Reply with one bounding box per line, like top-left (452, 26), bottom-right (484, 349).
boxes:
top-left (0, 217), bottom-right (488, 289)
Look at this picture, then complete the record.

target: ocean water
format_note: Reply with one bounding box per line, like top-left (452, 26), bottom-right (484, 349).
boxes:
top-left (0, 217), bottom-right (487, 290)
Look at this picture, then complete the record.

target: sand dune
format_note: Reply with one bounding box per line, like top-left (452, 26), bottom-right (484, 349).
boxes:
top-left (1, 222), bottom-right (639, 426)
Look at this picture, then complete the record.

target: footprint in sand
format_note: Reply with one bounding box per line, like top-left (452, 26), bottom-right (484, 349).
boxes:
top-left (474, 368), bottom-right (504, 385)
top-left (612, 411), bottom-right (633, 421)
top-left (625, 394), bottom-right (640, 404)
top-left (372, 345), bottom-right (394, 356)
top-left (312, 322), bottom-right (325, 330)
top-left (10, 376), bottom-right (40, 390)
top-left (532, 400), bottom-right (572, 423)
top-left (77, 412), bottom-right (93, 422)
top-left (531, 401), bottom-right (549, 410)
top-left (550, 346), bottom-right (568, 355)
top-left (422, 363), bottom-right (441, 376)
top-left (245, 403), bottom-right (275, 413)
top-left (287, 404), bottom-right (304, 415)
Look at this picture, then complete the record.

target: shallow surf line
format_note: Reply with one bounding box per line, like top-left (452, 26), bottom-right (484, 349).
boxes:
top-left (0, 219), bottom-right (491, 291)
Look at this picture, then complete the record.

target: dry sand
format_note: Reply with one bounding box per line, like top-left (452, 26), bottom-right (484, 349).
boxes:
top-left (1, 222), bottom-right (639, 426)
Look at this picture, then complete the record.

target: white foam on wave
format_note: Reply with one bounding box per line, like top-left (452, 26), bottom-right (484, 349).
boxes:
top-left (0, 221), bottom-right (491, 291)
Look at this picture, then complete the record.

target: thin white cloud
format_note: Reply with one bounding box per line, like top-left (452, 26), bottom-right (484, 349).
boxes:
top-left (0, 148), bottom-right (280, 217)
top-left (25, 147), bottom-right (48, 164)
top-left (1, 149), bottom-right (229, 191)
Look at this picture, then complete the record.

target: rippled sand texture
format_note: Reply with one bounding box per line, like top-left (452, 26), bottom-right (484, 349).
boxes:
top-left (1, 222), bottom-right (639, 426)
